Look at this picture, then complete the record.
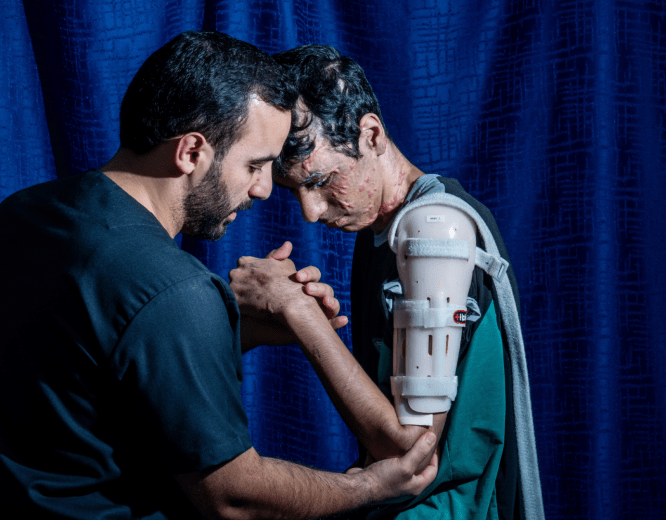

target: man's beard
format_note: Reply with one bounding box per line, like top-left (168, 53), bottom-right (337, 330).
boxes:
top-left (181, 159), bottom-right (254, 241)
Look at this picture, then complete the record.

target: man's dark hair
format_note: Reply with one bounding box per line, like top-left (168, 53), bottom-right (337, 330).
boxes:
top-left (272, 44), bottom-right (390, 177)
top-left (120, 31), bottom-right (297, 157)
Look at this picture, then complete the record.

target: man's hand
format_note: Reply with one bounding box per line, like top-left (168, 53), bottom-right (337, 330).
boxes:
top-left (359, 431), bottom-right (439, 500)
top-left (230, 241), bottom-right (347, 351)
top-left (265, 241), bottom-right (346, 326)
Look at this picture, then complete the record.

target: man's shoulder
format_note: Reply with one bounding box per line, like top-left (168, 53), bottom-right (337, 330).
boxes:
top-left (432, 176), bottom-right (496, 223)
top-left (82, 215), bottom-right (224, 315)
top-left (1, 170), bottom-right (163, 236)
top-left (1, 170), bottom-right (229, 327)
top-left (403, 174), bottom-right (507, 254)
top-left (409, 174), bottom-right (486, 213)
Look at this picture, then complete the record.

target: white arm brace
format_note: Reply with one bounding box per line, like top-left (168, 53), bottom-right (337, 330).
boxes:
top-left (388, 192), bottom-right (544, 520)
top-left (389, 203), bottom-right (477, 426)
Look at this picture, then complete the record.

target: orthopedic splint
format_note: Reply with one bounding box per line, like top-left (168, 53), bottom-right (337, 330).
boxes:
top-left (388, 191), bottom-right (544, 520)
top-left (389, 202), bottom-right (478, 426)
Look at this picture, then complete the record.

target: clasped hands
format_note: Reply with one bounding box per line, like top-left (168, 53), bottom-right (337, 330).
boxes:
top-left (229, 241), bottom-right (348, 350)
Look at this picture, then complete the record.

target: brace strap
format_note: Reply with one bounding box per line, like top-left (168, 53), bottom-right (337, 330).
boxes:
top-left (394, 299), bottom-right (467, 329)
top-left (391, 375), bottom-right (459, 400)
top-left (475, 247), bottom-right (510, 281)
top-left (404, 238), bottom-right (470, 259)
top-left (400, 238), bottom-right (508, 282)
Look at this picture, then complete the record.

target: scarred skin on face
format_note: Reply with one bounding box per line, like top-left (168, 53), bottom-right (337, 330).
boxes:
top-left (286, 138), bottom-right (383, 231)
top-left (276, 113), bottom-right (424, 234)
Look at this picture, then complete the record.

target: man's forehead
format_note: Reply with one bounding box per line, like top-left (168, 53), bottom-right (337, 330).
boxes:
top-left (274, 149), bottom-right (327, 189)
top-left (274, 166), bottom-right (304, 187)
top-left (277, 157), bottom-right (319, 186)
top-left (286, 124), bottom-right (327, 171)
top-left (276, 103), bottom-right (349, 185)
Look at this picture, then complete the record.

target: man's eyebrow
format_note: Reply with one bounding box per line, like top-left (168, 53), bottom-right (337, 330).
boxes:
top-left (248, 154), bottom-right (279, 165)
top-left (300, 170), bottom-right (326, 187)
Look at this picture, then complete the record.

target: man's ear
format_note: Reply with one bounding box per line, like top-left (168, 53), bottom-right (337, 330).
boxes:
top-left (359, 113), bottom-right (387, 156)
top-left (174, 133), bottom-right (215, 176)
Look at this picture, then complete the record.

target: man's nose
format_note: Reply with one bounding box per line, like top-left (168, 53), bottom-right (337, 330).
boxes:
top-left (298, 189), bottom-right (328, 223)
top-left (248, 168), bottom-right (273, 200)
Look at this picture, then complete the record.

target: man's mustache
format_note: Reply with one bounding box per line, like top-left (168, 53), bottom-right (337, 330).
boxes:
top-left (234, 199), bottom-right (254, 212)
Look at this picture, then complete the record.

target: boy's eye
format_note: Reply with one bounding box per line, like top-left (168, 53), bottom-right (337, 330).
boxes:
top-left (304, 172), bottom-right (330, 190)
top-left (312, 176), bottom-right (329, 188)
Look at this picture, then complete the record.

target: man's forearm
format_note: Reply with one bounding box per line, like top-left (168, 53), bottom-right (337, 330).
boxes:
top-left (177, 438), bottom-right (437, 520)
top-left (284, 300), bottom-right (445, 462)
top-left (225, 454), bottom-right (373, 520)
top-left (177, 448), bottom-right (368, 520)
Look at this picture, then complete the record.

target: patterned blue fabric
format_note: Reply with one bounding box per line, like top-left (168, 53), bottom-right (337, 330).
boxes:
top-left (1, 1), bottom-right (665, 518)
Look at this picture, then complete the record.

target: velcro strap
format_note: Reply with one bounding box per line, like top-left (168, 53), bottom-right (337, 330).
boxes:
top-left (391, 376), bottom-right (458, 400)
top-left (475, 248), bottom-right (509, 281)
top-left (394, 300), bottom-right (467, 329)
top-left (404, 238), bottom-right (470, 259)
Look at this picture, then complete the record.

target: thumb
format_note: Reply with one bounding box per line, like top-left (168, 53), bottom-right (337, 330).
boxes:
top-left (402, 432), bottom-right (437, 474)
top-left (266, 241), bottom-right (293, 260)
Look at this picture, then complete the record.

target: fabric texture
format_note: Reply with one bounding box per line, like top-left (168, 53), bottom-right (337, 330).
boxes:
top-left (350, 175), bottom-right (523, 519)
top-left (1, 2), bottom-right (665, 518)
top-left (0, 170), bottom-right (252, 518)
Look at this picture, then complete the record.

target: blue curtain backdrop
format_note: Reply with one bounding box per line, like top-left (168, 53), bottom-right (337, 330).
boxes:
top-left (1, 0), bottom-right (665, 518)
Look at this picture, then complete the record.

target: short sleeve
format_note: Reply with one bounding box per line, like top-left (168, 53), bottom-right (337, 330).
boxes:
top-left (110, 274), bottom-right (252, 474)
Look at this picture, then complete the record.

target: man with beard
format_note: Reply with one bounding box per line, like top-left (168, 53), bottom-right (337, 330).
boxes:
top-left (0, 32), bottom-right (439, 519)
top-left (230, 45), bottom-right (543, 520)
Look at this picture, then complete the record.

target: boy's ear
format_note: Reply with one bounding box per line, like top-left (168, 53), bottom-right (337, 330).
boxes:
top-left (358, 113), bottom-right (386, 156)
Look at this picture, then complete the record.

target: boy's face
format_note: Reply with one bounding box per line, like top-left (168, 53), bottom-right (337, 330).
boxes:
top-left (275, 133), bottom-right (384, 233)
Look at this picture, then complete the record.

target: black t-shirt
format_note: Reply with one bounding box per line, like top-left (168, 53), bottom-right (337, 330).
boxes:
top-left (0, 171), bottom-right (252, 518)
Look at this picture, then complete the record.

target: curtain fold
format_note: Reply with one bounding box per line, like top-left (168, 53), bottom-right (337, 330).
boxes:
top-left (0, 0), bottom-right (56, 193)
top-left (2, 1), bottom-right (665, 517)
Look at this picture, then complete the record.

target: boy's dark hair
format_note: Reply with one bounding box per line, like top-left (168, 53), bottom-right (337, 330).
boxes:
top-left (272, 44), bottom-right (390, 177)
top-left (120, 31), bottom-right (297, 157)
